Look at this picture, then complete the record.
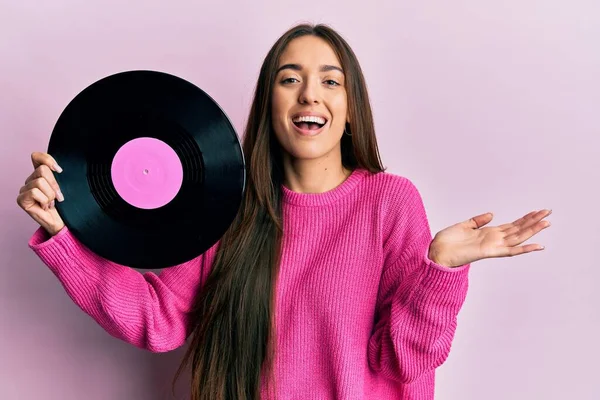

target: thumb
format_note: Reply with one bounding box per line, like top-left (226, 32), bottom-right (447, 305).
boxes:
top-left (464, 212), bottom-right (494, 229)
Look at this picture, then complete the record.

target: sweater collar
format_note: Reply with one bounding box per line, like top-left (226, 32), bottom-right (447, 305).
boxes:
top-left (281, 168), bottom-right (369, 207)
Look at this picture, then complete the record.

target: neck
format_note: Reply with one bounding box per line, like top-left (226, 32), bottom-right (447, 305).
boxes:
top-left (282, 153), bottom-right (352, 194)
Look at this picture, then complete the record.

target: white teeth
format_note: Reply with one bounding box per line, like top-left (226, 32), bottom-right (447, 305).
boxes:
top-left (292, 115), bottom-right (327, 125)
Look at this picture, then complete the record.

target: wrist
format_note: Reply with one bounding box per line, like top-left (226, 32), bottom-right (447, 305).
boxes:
top-left (46, 224), bottom-right (65, 237)
top-left (428, 242), bottom-right (453, 268)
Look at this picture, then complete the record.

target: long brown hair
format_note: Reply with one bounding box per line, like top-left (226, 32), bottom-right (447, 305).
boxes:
top-left (174, 23), bottom-right (385, 400)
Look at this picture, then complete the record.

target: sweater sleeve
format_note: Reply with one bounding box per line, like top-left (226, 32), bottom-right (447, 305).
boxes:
top-left (28, 226), bottom-right (218, 353)
top-left (367, 178), bottom-right (470, 384)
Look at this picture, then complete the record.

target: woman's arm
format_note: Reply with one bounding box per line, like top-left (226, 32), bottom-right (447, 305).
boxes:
top-left (29, 226), bottom-right (218, 352)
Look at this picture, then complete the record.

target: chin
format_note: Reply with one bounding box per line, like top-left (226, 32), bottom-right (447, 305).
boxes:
top-left (287, 148), bottom-right (328, 160)
top-left (282, 140), bottom-right (342, 162)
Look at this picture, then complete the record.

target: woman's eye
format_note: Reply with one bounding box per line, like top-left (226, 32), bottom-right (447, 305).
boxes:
top-left (282, 78), bottom-right (299, 84)
top-left (325, 80), bottom-right (340, 86)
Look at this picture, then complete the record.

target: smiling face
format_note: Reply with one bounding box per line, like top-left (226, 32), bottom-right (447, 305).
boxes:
top-left (271, 35), bottom-right (349, 166)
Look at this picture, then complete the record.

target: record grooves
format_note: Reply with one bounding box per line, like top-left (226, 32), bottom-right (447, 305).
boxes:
top-left (48, 70), bottom-right (246, 269)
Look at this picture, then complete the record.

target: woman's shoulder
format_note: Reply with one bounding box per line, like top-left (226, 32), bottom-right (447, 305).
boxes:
top-left (359, 168), bottom-right (424, 203)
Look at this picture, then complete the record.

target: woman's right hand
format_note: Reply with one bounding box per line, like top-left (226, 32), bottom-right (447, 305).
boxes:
top-left (17, 152), bottom-right (66, 236)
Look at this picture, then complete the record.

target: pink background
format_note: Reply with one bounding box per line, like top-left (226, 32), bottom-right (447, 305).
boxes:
top-left (1, 1), bottom-right (598, 399)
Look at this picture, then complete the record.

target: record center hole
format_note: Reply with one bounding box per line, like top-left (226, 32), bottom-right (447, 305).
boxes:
top-left (143, 169), bottom-right (149, 175)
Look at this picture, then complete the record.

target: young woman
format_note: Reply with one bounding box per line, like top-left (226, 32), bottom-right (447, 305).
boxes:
top-left (16, 23), bottom-right (551, 400)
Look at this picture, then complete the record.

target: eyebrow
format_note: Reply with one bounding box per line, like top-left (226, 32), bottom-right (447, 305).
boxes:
top-left (276, 63), bottom-right (344, 74)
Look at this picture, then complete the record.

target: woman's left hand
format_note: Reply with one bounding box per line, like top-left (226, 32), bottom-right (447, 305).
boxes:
top-left (428, 209), bottom-right (552, 268)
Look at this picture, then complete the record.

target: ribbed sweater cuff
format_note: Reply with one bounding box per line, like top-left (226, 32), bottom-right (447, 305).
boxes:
top-left (422, 249), bottom-right (470, 292)
top-left (29, 226), bottom-right (77, 265)
top-left (28, 226), bottom-right (117, 283)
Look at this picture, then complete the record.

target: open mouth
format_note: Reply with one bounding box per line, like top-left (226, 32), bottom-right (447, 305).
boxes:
top-left (292, 115), bottom-right (328, 131)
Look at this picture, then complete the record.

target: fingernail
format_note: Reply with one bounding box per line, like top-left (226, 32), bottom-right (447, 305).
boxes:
top-left (56, 189), bottom-right (64, 202)
top-left (53, 163), bottom-right (63, 173)
top-left (50, 200), bottom-right (55, 208)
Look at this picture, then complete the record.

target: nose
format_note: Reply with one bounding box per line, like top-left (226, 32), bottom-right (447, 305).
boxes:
top-left (298, 79), bottom-right (321, 104)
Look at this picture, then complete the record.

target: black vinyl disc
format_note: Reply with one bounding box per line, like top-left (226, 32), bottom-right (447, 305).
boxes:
top-left (48, 70), bottom-right (246, 269)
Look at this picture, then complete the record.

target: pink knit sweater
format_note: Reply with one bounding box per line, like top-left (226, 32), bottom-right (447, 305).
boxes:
top-left (29, 168), bottom-right (470, 399)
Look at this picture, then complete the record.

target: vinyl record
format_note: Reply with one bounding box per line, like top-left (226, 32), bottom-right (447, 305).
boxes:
top-left (48, 70), bottom-right (246, 269)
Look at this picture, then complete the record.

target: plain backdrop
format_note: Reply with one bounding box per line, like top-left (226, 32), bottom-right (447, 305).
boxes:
top-left (1, 0), bottom-right (598, 399)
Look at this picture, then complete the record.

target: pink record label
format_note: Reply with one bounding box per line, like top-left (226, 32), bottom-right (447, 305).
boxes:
top-left (111, 137), bottom-right (183, 209)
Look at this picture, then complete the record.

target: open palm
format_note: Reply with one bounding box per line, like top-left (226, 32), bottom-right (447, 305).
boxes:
top-left (429, 209), bottom-right (552, 268)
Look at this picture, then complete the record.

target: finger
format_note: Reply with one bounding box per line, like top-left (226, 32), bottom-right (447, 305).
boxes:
top-left (504, 243), bottom-right (546, 257)
top-left (504, 209), bottom-right (552, 236)
top-left (465, 212), bottom-right (494, 229)
top-left (31, 151), bottom-right (62, 173)
top-left (498, 210), bottom-right (538, 231)
top-left (17, 190), bottom-right (57, 227)
top-left (18, 187), bottom-right (51, 211)
top-left (20, 177), bottom-right (57, 205)
top-left (499, 209), bottom-right (552, 233)
top-left (30, 188), bottom-right (52, 210)
top-left (504, 219), bottom-right (551, 247)
top-left (24, 164), bottom-right (64, 201)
